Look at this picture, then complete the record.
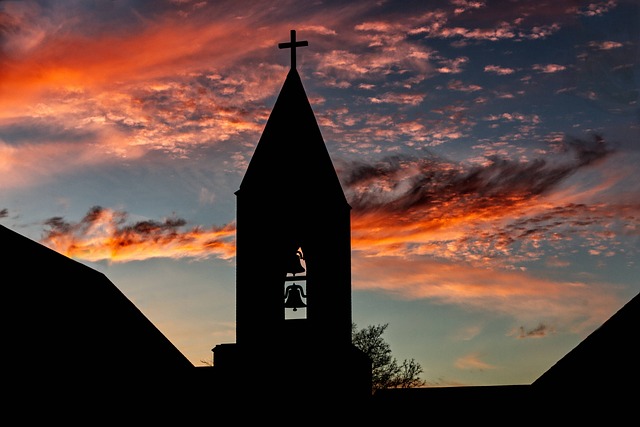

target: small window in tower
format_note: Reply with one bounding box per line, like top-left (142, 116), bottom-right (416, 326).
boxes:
top-left (284, 247), bottom-right (307, 320)
top-left (284, 281), bottom-right (307, 319)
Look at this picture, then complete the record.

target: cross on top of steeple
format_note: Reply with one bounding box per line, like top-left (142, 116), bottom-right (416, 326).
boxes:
top-left (278, 29), bottom-right (308, 70)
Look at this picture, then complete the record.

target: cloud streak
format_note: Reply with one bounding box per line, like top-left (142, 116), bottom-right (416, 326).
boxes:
top-left (34, 134), bottom-right (621, 264)
top-left (339, 134), bottom-right (640, 274)
top-left (41, 206), bottom-right (236, 262)
top-left (351, 253), bottom-right (624, 334)
top-left (34, 132), bottom-right (635, 272)
top-left (343, 134), bottom-right (612, 215)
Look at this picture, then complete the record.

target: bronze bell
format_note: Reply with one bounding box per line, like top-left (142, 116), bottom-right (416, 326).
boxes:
top-left (285, 249), bottom-right (305, 276)
top-left (284, 282), bottom-right (307, 311)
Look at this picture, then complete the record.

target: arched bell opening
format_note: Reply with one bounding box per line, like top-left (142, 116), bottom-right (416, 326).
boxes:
top-left (284, 246), bottom-right (307, 320)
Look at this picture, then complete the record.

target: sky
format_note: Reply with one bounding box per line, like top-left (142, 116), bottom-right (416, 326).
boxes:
top-left (1, 0), bottom-right (638, 387)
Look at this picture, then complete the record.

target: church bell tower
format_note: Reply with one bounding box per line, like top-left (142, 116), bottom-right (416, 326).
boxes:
top-left (213, 30), bottom-right (371, 400)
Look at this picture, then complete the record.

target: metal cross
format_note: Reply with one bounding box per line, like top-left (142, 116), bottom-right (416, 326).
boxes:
top-left (278, 30), bottom-right (308, 70)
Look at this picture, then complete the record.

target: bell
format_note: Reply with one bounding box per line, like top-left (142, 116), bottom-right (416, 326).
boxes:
top-left (284, 249), bottom-right (305, 276)
top-left (284, 283), bottom-right (307, 311)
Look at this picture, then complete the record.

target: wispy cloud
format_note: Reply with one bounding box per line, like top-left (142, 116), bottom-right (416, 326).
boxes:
top-left (484, 65), bottom-right (516, 75)
top-left (343, 135), bottom-right (613, 215)
top-left (35, 134), bottom-right (630, 273)
top-left (512, 323), bottom-right (555, 339)
top-left (455, 353), bottom-right (497, 371)
top-left (577, 0), bottom-right (618, 17)
top-left (41, 206), bottom-right (236, 262)
top-left (350, 254), bottom-right (623, 333)
top-left (532, 64), bottom-right (567, 74)
top-left (588, 40), bottom-right (624, 50)
top-left (339, 134), bottom-right (640, 275)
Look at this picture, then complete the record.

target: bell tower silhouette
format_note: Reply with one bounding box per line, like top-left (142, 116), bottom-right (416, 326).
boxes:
top-left (212, 30), bottom-right (371, 401)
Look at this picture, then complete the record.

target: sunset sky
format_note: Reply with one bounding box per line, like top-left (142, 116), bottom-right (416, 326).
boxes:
top-left (1, 0), bottom-right (638, 387)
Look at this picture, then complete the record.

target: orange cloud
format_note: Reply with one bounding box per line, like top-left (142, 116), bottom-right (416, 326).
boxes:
top-left (588, 40), bottom-right (624, 50)
top-left (0, 21), bottom-right (290, 189)
top-left (454, 353), bottom-right (497, 371)
top-left (532, 63), bottom-right (567, 73)
top-left (350, 254), bottom-right (623, 333)
top-left (35, 135), bottom-right (632, 278)
top-left (0, 18), bottom-right (260, 117)
top-left (0, 120), bottom-right (149, 190)
top-left (41, 206), bottom-right (236, 263)
top-left (32, 135), bottom-right (635, 335)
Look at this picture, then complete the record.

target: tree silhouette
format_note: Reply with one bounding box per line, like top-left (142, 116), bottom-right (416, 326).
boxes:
top-left (352, 322), bottom-right (427, 393)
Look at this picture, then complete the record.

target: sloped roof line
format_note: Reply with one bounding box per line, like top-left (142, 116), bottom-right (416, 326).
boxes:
top-left (2, 224), bottom-right (193, 370)
top-left (532, 291), bottom-right (639, 389)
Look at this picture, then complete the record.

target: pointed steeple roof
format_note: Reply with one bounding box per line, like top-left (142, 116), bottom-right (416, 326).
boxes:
top-left (237, 67), bottom-right (348, 207)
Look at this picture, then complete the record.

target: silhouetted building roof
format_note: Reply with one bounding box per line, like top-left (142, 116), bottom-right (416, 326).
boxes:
top-left (373, 292), bottom-right (639, 421)
top-left (2, 224), bottom-right (193, 380)
top-left (532, 291), bottom-right (639, 392)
